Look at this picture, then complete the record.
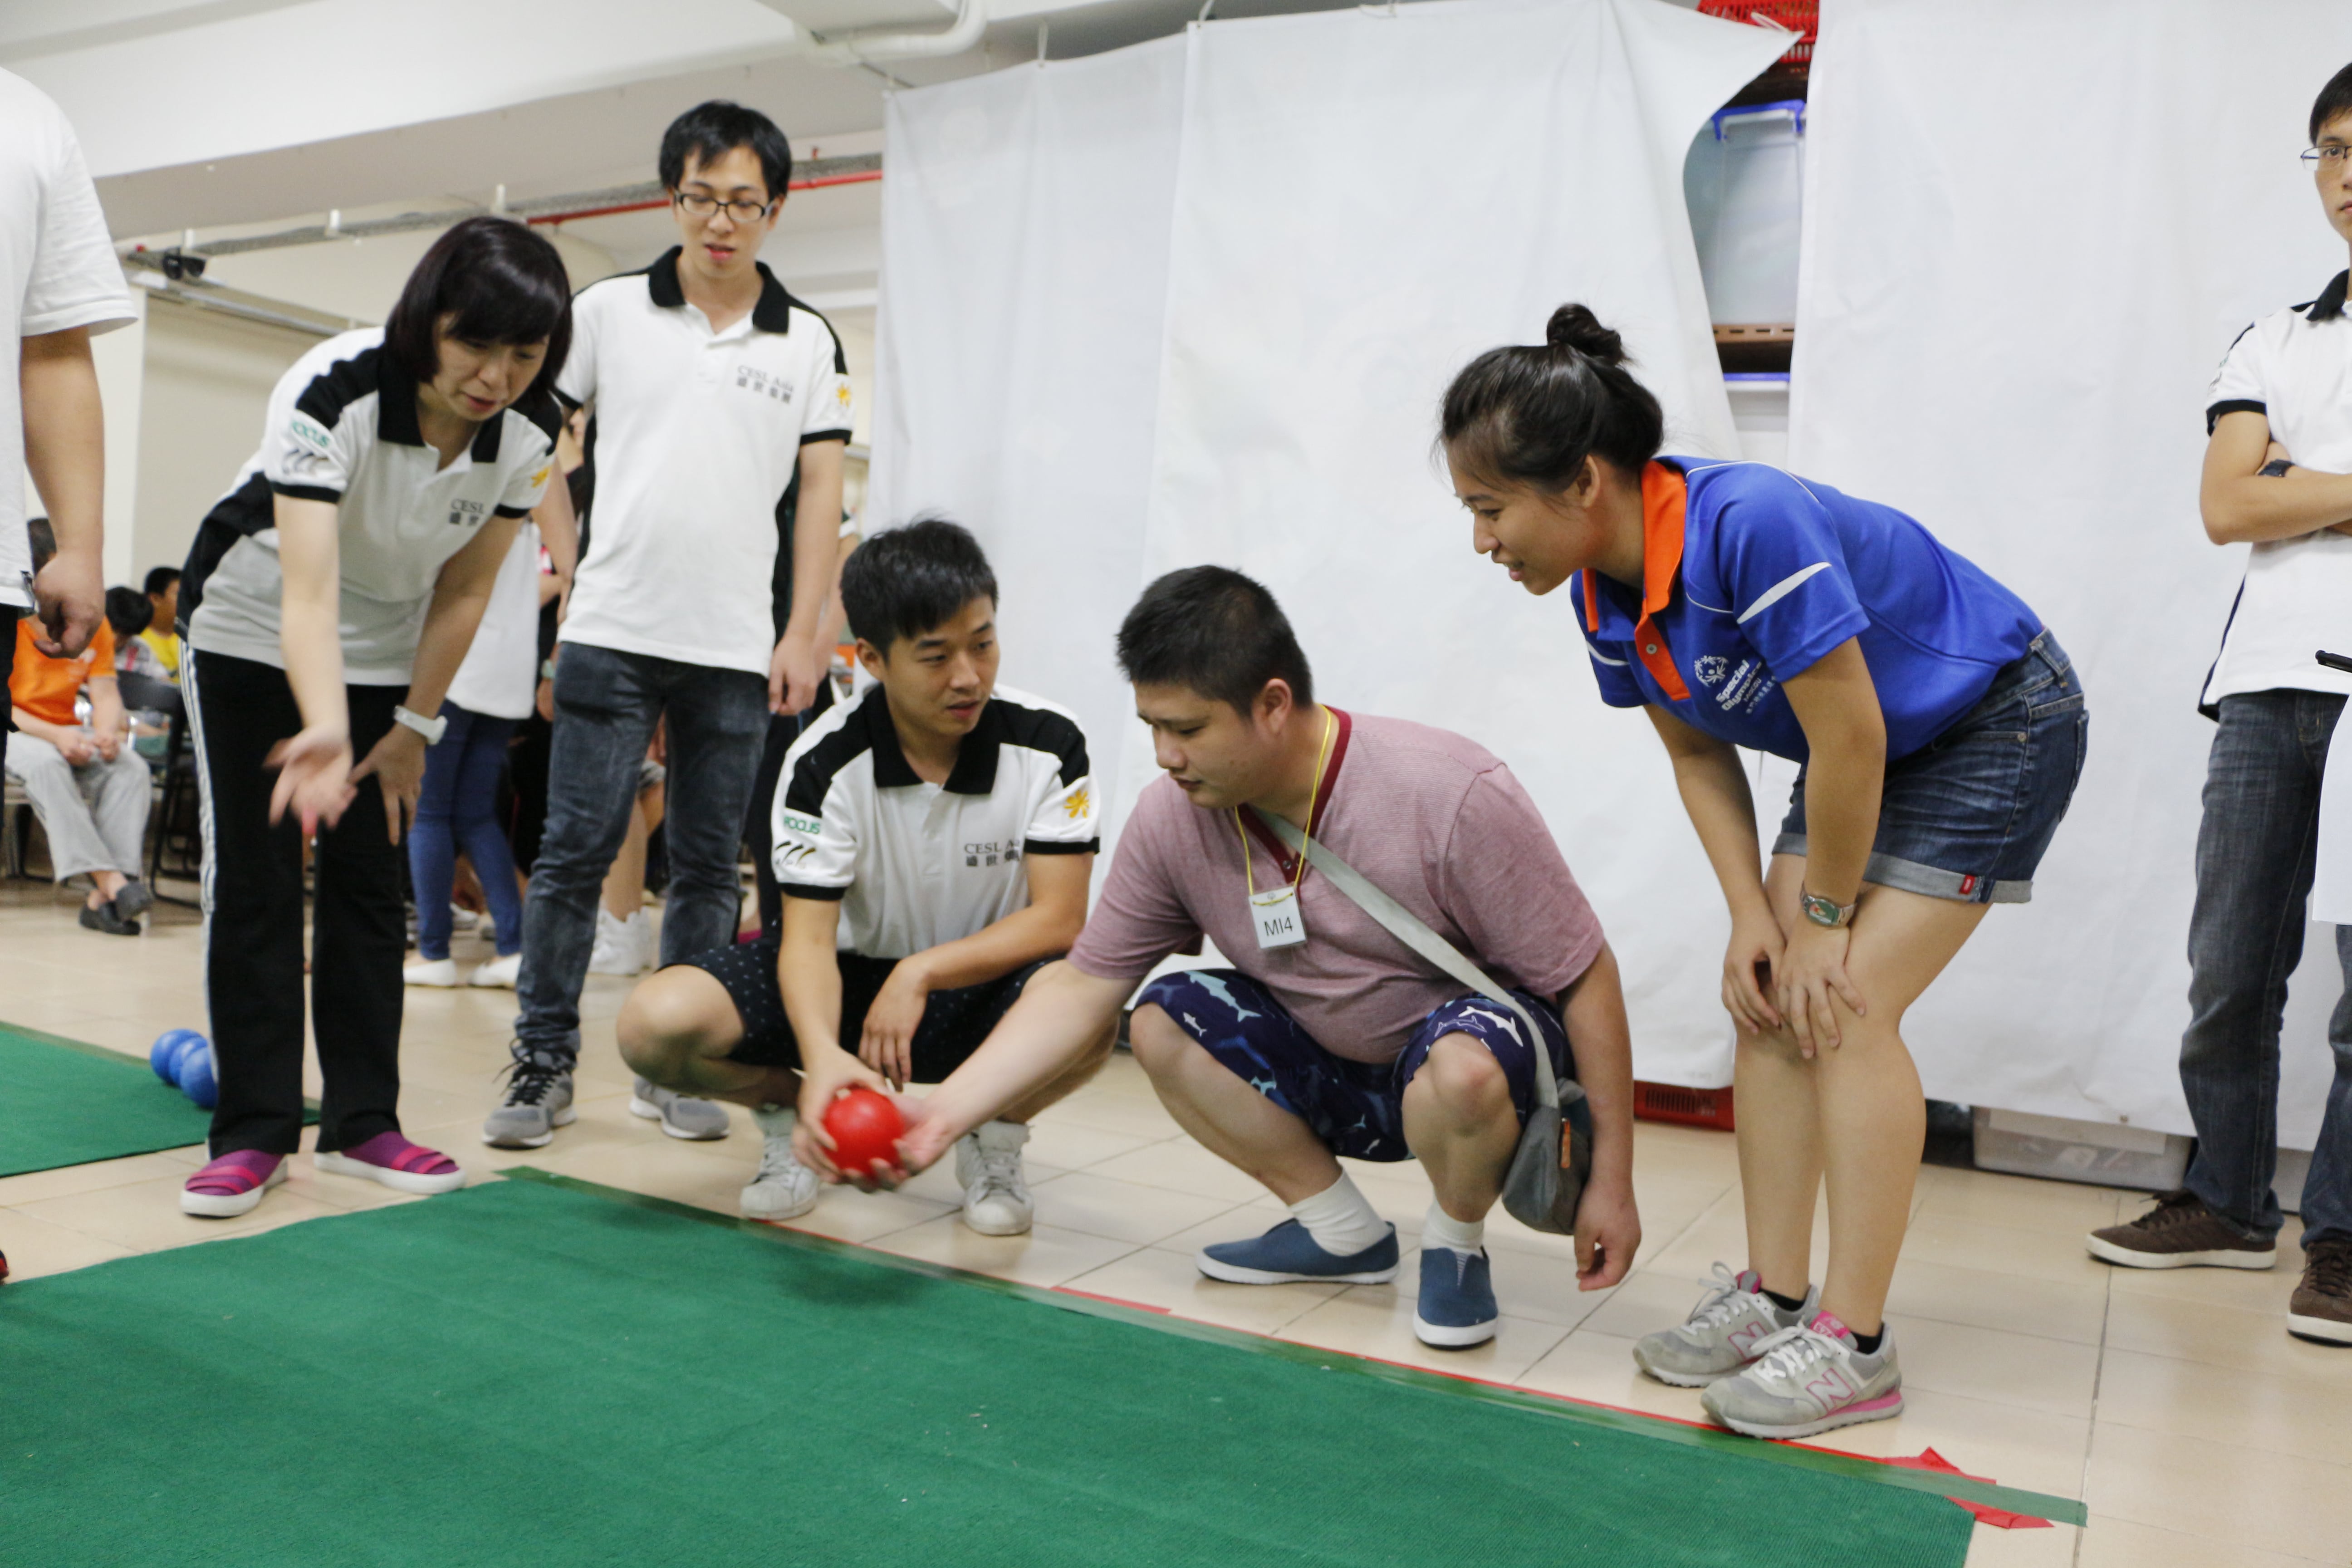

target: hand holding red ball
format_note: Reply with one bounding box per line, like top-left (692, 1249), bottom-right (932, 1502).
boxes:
top-left (822, 1087), bottom-right (906, 1182)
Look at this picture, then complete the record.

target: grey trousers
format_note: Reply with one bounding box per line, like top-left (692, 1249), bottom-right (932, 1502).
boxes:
top-left (5, 734), bottom-right (150, 882)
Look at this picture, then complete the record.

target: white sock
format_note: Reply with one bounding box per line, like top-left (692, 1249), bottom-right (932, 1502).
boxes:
top-left (1421, 1201), bottom-right (1485, 1257)
top-left (1286, 1172), bottom-right (1389, 1257)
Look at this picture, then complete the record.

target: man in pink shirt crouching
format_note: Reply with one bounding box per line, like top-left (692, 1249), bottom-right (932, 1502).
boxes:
top-left (887, 566), bottom-right (1641, 1347)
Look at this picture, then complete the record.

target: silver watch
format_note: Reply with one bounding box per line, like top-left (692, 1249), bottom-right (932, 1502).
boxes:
top-left (392, 705), bottom-right (447, 745)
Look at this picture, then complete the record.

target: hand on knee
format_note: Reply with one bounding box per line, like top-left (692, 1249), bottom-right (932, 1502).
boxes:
top-left (1411, 1034), bottom-right (1512, 1127)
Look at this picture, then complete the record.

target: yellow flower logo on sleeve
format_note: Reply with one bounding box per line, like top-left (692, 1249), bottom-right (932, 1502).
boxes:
top-left (1063, 787), bottom-right (1092, 822)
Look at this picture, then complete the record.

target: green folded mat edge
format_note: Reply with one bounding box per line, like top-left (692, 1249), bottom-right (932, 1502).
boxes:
top-left (500, 1165), bottom-right (2087, 1529)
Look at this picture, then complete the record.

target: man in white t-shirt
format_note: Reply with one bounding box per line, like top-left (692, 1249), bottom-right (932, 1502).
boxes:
top-left (2088, 63), bottom-right (2352, 1349)
top-left (0, 69), bottom-right (133, 760)
top-left (488, 101), bottom-right (855, 1149)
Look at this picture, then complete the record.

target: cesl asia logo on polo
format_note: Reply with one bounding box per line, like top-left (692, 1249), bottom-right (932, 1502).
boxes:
top-left (445, 498), bottom-right (488, 529)
top-left (733, 366), bottom-right (796, 404)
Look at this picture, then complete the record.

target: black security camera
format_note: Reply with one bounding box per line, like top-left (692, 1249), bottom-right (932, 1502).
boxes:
top-left (160, 248), bottom-right (206, 282)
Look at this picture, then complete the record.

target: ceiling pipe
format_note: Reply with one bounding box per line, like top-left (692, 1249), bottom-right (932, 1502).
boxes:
top-left (778, 0), bottom-right (989, 65)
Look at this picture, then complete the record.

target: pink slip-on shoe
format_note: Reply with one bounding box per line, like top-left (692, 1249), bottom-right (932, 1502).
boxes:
top-left (181, 1151), bottom-right (288, 1218)
top-left (314, 1132), bottom-right (465, 1195)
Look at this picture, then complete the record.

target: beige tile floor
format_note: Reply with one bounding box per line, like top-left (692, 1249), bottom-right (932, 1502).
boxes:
top-left (3, 883), bottom-right (2347, 1567)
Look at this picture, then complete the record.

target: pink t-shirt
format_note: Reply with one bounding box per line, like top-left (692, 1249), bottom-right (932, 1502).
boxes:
top-left (1069, 710), bottom-right (1606, 1064)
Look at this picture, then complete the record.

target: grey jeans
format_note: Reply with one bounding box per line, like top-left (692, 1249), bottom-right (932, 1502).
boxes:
top-left (511, 643), bottom-right (771, 1068)
top-left (2180, 691), bottom-right (2352, 1250)
top-left (5, 733), bottom-right (149, 883)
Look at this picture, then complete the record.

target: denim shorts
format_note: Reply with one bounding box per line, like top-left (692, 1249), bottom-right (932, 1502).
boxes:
top-left (1774, 630), bottom-right (2087, 905)
top-left (1134, 969), bottom-right (1573, 1161)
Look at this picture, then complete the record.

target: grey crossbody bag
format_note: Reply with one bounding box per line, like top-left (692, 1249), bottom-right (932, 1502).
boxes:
top-left (1249, 808), bottom-right (1593, 1235)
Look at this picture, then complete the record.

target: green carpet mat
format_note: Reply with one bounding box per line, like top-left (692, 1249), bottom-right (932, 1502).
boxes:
top-left (0, 1023), bottom-right (225, 1176)
top-left (1, 1175), bottom-right (1995, 1568)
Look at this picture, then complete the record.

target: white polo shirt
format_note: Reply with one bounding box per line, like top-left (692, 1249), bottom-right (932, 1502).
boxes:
top-left (556, 250), bottom-right (854, 676)
top-left (2201, 270), bottom-right (2352, 708)
top-left (774, 683), bottom-right (1098, 960)
top-left (444, 520), bottom-right (543, 720)
top-left (0, 69), bottom-right (135, 608)
top-left (183, 328), bottom-right (559, 684)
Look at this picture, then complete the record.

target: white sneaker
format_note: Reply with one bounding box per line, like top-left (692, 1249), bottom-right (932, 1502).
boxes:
top-left (956, 1121), bottom-right (1034, 1236)
top-left (742, 1106), bottom-right (821, 1221)
top-left (403, 957), bottom-right (460, 988)
top-left (468, 952), bottom-right (522, 989)
top-left (588, 908), bottom-right (652, 976)
top-left (450, 905), bottom-right (479, 932)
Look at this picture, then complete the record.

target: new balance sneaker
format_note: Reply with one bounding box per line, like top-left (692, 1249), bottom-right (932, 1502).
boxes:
top-left (315, 1132), bottom-right (465, 1195)
top-left (481, 1057), bottom-right (576, 1149)
top-left (1197, 1219), bottom-right (1400, 1285)
top-left (403, 957), bottom-right (461, 988)
top-left (1415, 1247), bottom-right (1499, 1348)
top-left (954, 1121), bottom-right (1034, 1236)
top-left (588, 908), bottom-right (652, 976)
top-left (742, 1105), bottom-right (821, 1221)
top-left (2288, 1239), bottom-right (2352, 1346)
top-left (181, 1151), bottom-right (287, 1218)
top-left (1700, 1312), bottom-right (1903, 1439)
top-left (1634, 1264), bottom-right (1817, 1387)
top-left (629, 1078), bottom-right (730, 1141)
top-left (2088, 1189), bottom-right (2277, 1270)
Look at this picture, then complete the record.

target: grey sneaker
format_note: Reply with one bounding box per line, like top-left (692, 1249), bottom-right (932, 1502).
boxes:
top-left (1700, 1312), bottom-right (1903, 1439)
top-left (482, 1057), bottom-right (575, 1149)
top-left (628, 1078), bottom-right (730, 1141)
top-left (1634, 1264), bottom-right (1815, 1387)
top-left (743, 1105), bottom-right (820, 1221)
top-left (954, 1121), bottom-right (1033, 1236)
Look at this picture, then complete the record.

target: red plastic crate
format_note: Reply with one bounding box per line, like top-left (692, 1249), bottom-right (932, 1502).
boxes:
top-left (1633, 1080), bottom-right (1736, 1132)
top-left (1698, 0), bottom-right (1816, 72)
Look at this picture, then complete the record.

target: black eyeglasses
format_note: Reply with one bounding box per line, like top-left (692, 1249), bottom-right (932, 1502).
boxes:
top-left (2302, 144), bottom-right (2351, 170)
top-left (674, 191), bottom-right (776, 222)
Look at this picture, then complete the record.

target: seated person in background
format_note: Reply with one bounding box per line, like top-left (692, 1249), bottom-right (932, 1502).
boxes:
top-left (139, 565), bottom-right (182, 682)
top-left (617, 518), bottom-right (1112, 1228)
top-left (886, 568), bottom-right (1642, 1349)
top-left (9, 519), bottom-right (153, 934)
top-left (114, 574), bottom-right (170, 685)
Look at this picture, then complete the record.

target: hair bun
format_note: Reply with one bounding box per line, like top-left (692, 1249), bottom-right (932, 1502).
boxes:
top-left (1544, 303), bottom-right (1627, 366)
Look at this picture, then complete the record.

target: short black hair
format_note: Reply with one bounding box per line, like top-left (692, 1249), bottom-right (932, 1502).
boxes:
top-left (2315, 63), bottom-right (2352, 142)
top-left (1117, 567), bottom-right (1314, 714)
top-left (1440, 304), bottom-right (1664, 491)
top-left (143, 565), bottom-right (179, 598)
top-left (382, 216), bottom-right (573, 403)
top-left (841, 516), bottom-right (998, 655)
top-left (660, 100), bottom-right (793, 202)
top-left (105, 585), bottom-right (152, 642)
top-left (25, 515), bottom-right (53, 574)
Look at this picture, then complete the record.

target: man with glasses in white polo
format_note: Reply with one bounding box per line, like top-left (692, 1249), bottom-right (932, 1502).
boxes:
top-left (486, 100), bottom-right (855, 1149)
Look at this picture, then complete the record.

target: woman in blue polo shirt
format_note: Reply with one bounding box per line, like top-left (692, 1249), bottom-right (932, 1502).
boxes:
top-left (1439, 305), bottom-right (2087, 1440)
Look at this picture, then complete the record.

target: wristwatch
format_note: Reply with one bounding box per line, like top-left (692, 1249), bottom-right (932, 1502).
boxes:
top-left (392, 705), bottom-right (448, 745)
top-left (1800, 888), bottom-right (1856, 929)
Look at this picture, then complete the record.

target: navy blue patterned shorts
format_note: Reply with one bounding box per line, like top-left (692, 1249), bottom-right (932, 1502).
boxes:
top-left (1134, 969), bottom-right (1573, 1161)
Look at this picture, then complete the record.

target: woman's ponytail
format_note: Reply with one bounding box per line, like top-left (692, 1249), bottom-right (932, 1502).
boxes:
top-left (1441, 303), bottom-right (1663, 490)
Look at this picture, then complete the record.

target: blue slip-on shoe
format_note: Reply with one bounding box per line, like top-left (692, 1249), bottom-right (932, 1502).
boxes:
top-left (1413, 1246), bottom-right (1499, 1348)
top-left (1196, 1219), bottom-right (1400, 1286)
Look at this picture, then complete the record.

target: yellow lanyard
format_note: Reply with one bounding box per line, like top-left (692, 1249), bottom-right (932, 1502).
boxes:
top-left (1235, 707), bottom-right (1336, 899)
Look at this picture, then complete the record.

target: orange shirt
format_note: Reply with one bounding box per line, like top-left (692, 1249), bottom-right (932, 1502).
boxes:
top-left (10, 619), bottom-right (114, 728)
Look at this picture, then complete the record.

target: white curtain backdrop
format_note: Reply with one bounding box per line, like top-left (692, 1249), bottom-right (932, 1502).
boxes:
top-left (1792, 0), bottom-right (2352, 1142)
top-left (874, 0), bottom-right (1787, 1086)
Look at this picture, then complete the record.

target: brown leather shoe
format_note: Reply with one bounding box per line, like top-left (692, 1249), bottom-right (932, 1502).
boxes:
top-left (2087, 1189), bottom-right (2277, 1269)
top-left (2288, 1240), bottom-right (2352, 1345)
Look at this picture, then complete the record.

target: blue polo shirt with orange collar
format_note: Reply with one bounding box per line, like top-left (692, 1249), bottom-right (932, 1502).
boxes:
top-left (1577, 457), bottom-right (2042, 762)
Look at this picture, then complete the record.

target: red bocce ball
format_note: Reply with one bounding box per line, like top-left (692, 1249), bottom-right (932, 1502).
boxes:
top-left (823, 1087), bottom-right (905, 1181)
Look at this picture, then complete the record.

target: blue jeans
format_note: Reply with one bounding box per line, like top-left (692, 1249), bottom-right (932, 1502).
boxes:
top-left (2180, 691), bottom-right (2352, 1250)
top-left (407, 702), bottom-right (521, 961)
top-left (512, 643), bottom-right (770, 1068)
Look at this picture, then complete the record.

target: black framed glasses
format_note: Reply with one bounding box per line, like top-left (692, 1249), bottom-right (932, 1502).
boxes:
top-left (674, 191), bottom-right (777, 222)
top-left (2301, 144), bottom-right (2351, 170)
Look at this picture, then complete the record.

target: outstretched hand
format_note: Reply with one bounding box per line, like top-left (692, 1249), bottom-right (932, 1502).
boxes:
top-left (265, 724), bottom-right (356, 836)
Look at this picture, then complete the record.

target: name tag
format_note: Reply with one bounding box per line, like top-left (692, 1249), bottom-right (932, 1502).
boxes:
top-left (1251, 886), bottom-right (1306, 949)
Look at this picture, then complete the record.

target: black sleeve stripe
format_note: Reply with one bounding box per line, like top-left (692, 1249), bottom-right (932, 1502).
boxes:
top-left (800, 429), bottom-right (852, 447)
top-left (990, 700), bottom-right (1091, 787)
top-left (781, 883), bottom-right (848, 902)
top-left (292, 343), bottom-right (382, 431)
top-left (269, 481), bottom-right (343, 505)
top-left (1024, 838), bottom-right (1100, 856)
top-left (782, 701), bottom-right (879, 819)
top-left (2207, 398), bottom-right (2266, 436)
top-left (492, 503), bottom-right (534, 519)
